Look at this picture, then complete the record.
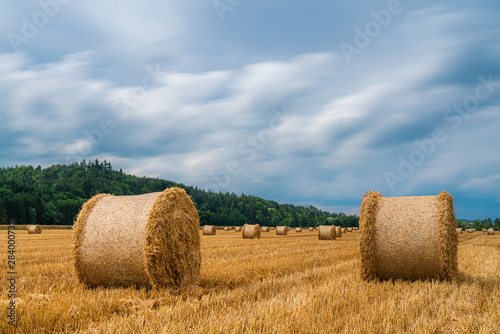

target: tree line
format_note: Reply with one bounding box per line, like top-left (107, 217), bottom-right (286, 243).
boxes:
top-left (0, 159), bottom-right (359, 228)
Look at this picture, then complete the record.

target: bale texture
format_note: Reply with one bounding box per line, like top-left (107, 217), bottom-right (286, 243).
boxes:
top-left (203, 225), bottom-right (216, 235)
top-left (335, 226), bottom-right (342, 238)
top-left (262, 226), bottom-right (270, 232)
top-left (456, 228), bottom-right (462, 234)
top-left (488, 229), bottom-right (495, 235)
top-left (73, 187), bottom-right (201, 288)
top-left (318, 225), bottom-right (335, 240)
top-left (276, 226), bottom-right (288, 235)
top-left (359, 190), bottom-right (458, 281)
top-left (242, 224), bottom-right (261, 239)
top-left (27, 225), bottom-right (42, 234)
top-left (235, 226), bottom-right (242, 232)
top-left (296, 227), bottom-right (302, 233)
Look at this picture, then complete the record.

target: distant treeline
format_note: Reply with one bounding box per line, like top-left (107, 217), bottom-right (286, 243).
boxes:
top-left (0, 159), bottom-right (359, 228)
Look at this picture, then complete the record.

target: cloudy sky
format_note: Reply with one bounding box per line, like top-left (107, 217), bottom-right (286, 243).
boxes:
top-left (1, 0), bottom-right (499, 219)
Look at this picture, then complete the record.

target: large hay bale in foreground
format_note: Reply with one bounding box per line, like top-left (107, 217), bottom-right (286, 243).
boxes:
top-left (488, 229), bottom-right (495, 235)
top-left (456, 228), bottom-right (462, 234)
top-left (318, 225), bottom-right (335, 240)
top-left (296, 227), bottom-right (302, 233)
top-left (262, 226), bottom-right (270, 232)
top-left (235, 226), bottom-right (242, 232)
top-left (276, 226), bottom-right (288, 235)
top-left (203, 225), bottom-right (216, 235)
top-left (73, 187), bottom-right (201, 288)
top-left (242, 224), bottom-right (261, 239)
top-left (359, 191), bottom-right (457, 281)
top-left (335, 226), bottom-right (342, 238)
top-left (27, 225), bottom-right (42, 234)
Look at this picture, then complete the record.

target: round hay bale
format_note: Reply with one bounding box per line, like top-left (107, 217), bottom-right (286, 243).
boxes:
top-left (73, 187), bottom-right (201, 288)
top-left (203, 225), bottom-right (216, 235)
top-left (309, 227), bottom-right (314, 231)
top-left (223, 227), bottom-right (230, 231)
top-left (242, 224), bottom-right (261, 239)
top-left (287, 226), bottom-right (291, 231)
top-left (456, 228), bottom-right (462, 234)
top-left (262, 226), bottom-right (270, 232)
top-left (467, 229), bottom-right (474, 233)
top-left (318, 225), bottom-right (335, 240)
top-left (487, 228), bottom-right (495, 235)
top-left (347, 227), bottom-right (353, 232)
top-left (341, 228), bottom-right (346, 233)
top-left (235, 226), bottom-right (242, 232)
top-left (270, 227), bottom-right (275, 230)
top-left (359, 191), bottom-right (457, 281)
top-left (276, 226), bottom-right (288, 235)
top-left (296, 227), bottom-right (302, 233)
top-left (27, 225), bottom-right (42, 234)
top-left (335, 226), bottom-right (342, 238)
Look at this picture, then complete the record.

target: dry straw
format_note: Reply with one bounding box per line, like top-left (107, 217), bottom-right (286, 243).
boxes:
top-left (467, 229), bottom-right (474, 233)
top-left (287, 227), bottom-right (291, 231)
top-left (270, 227), bottom-right (275, 230)
top-left (223, 227), bottom-right (230, 231)
top-left (235, 226), bottom-right (242, 232)
top-left (341, 228), bottom-right (346, 233)
top-left (318, 225), bottom-right (335, 240)
top-left (309, 227), bottom-right (314, 231)
top-left (73, 187), bottom-right (201, 288)
top-left (456, 228), bottom-right (462, 234)
top-left (276, 226), bottom-right (288, 235)
top-left (488, 229), bottom-right (495, 235)
top-left (203, 225), bottom-right (216, 235)
top-left (27, 225), bottom-right (42, 234)
top-left (359, 190), bottom-right (458, 281)
top-left (335, 226), bottom-right (342, 238)
top-left (242, 224), bottom-right (261, 239)
top-left (296, 227), bottom-right (302, 233)
top-left (347, 227), bottom-right (353, 232)
top-left (262, 226), bottom-right (270, 232)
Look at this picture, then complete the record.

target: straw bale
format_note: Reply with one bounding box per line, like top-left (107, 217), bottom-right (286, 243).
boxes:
top-left (27, 225), bottom-right (42, 234)
top-left (467, 229), bottom-right (474, 233)
top-left (242, 224), bottom-right (261, 239)
top-left (287, 227), bottom-right (291, 231)
top-left (318, 225), bottom-right (335, 240)
top-left (223, 227), bottom-right (230, 231)
top-left (347, 227), bottom-right (353, 232)
top-left (276, 226), bottom-right (288, 235)
top-left (270, 227), bottom-right (275, 230)
top-left (359, 190), bottom-right (458, 281)
top-left (73, 187), bottom-right (201, 288)
top-left (235, 226), bottom-right (242, 232)
top-left (309, 227), bottom-right (314, 231)
top-left (456, 228), bottom-right (462, 234)
top-left (203, 225), bottom-right (216, 235)
top-left (262, 226), bottom-right (270, 232)
top-left (335, 226), bottom-right (342, 238)
top-left (295, 227), bottom-right (302, 232)
top-left (341, 228), bottom-right (346, 233)
top-left (488, 229), bottom-right (495, 235)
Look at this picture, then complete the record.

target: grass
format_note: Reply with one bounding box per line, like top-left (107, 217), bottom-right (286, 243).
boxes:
top-left (0, 229), bottom-right (499, 333)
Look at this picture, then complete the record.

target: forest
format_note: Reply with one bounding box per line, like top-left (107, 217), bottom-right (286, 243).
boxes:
top-left (0, 159), bottom-right (359, 228)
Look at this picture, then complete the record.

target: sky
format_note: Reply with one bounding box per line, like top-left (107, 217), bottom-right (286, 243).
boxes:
top-left (1, 0), bottom-right (499, 219)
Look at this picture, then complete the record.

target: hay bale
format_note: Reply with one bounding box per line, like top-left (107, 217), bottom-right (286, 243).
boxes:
top-left (296, 227), bottom-right (302, 233)
top-left (262, 226), bottom-right (270, 232)
top-left (242, 224), bottom-right (261, 239)
top-left (467, 229), bottom-right (474, 233)
top-left (359, 191), bottom-right (458, 281)
top-left (27, 225), bottom-right (42, 234)
top-left (335, 226), bottom-right (342, 238)
top-left (73, 187), bottom-right (201, 288)
top-left (287, 227), bottom-right (291, 231)
top-left (276, 226), bottom-right (288, 235)
top-left (203, 225), bottom-right (216, 235)
top-left (318, 225), bottom-right (336, 240)
top-left (270, 227), bottom-right (275, 230)
top-left (341, 228), bottom-right (346, 233)
top-left (223, 227), bottom-right (230, 231)
top-left (309, 227), bottom-right (314, 231)
top-left (347, 227), bottom-right (353, 232)
top-left (482, 229), bottom-right (486, 232)
top-left (235, 226), bottom-right (242, 232)
top-left (456, 228), bottom-right (462, 234)
top-left (487, 229), bottom-right (495, 235)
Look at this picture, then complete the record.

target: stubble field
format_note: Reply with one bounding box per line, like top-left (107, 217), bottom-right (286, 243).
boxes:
top-left (1, 229), bottom-right (499, 333)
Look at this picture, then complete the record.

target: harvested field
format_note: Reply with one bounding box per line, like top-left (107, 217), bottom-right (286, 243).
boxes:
top-left (0, 229), bottom-right (499, 333)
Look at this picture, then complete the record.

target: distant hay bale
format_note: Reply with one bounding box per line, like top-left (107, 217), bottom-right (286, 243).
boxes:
top-left (203, 225), bottom-right (216, 235)
top-left (270, 227), bottom-right (275, 230)
top-left (295, 227), bottom-right (302, 233)
top-left (242, 224), bottom-right (261, 239)
top-left (276, 226), bottom-right (288, 235)
top-left (341, 228), bottom-right (346, 233)
top-left (224, 227), bottom-right (230, 231)
top-left (335, 226), bottom-right (342, 238)
top-left (287, 227), bottom-right (291, 231)
top-left (456, 228), bottom-right (462, 234)
top-left (73, 187), bottom-right (201, 288)
top-left (318, 225), bottom-right (336, 240)
top-left (262, 226), bottom-right (270, 232)
top-left (309, 227), bottom-right (314, 231)
top-left (27, 225), bottom-right (42, 234)
top-left (467, 229), bottom-right (474, 233)
top-left (347, 227), bottom-right (353, 232)
top-left (488, 229), bottom-right (495, 235)
top-left (359, 191), bottom-right (457, 281)
top-left (235, 226), bottom-right (242, 232)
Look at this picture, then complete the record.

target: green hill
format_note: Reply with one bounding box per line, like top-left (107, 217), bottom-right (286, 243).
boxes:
top-left (0, 159), bottom-right (359, 228)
